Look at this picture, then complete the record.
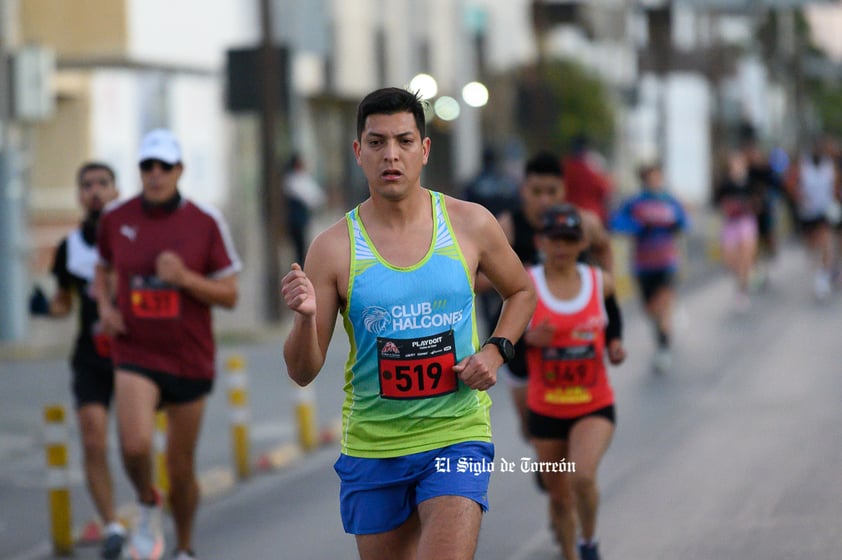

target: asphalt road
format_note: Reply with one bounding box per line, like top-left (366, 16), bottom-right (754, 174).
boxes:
top-left (3, 243), bottom-right (842, 559)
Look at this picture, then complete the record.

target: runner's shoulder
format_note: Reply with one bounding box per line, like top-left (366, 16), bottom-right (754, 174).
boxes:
top-left (307, 216), bottom-right (351, 268)
top-left (442, 194), bottom-right (500, 233)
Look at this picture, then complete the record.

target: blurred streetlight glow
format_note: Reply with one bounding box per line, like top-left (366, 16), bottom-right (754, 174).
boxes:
top-left (462, 81), bottom-right (489, 107)
top-left (410, 73), bottom-right (438, 100)
top-left (434, 96), bottom-right (461, 121)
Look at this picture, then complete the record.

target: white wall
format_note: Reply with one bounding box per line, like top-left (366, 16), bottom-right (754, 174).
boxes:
top-left (91, 70), bottom-right (143, 197)
top-left (127, 0), bottom-right (258, 69)
top-left (665, 73), bottom-right (711, 205)
top-left (332, 0), bottom-right (378, 96)
top-left (627, 74), bottom-right (661, 171)
top-left (807, 4), bottom-right (842, 62)
top-left (382, 0), bottom-right (414, 86)
top-left (476, 0), bottom-right (536, 73)
top-left (736, 56), bottom-right (770, 137)
top-left (91, 71), bottom-right (228, 207)
top-left (169, 75), bottom-right (227, 206)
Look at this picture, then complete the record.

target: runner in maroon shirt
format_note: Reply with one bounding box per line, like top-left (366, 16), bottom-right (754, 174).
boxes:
top-left (95, 129), bottom-right (241, 560)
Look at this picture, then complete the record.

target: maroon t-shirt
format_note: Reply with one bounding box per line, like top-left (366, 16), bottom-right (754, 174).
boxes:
top-left (97, 195), bottom-right (241, 380)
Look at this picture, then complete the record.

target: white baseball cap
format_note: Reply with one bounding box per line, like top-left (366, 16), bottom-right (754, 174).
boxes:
top-left (138, 128), bottom-right (182, 165)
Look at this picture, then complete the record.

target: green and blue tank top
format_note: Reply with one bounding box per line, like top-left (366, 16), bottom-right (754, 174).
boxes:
top-left (340, 189), bottom-right (492, 458)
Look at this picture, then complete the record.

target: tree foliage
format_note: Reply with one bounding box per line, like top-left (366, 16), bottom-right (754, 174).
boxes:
top-left (808, 81), bottom-right (842, 138)
top-left (513, 57), bottom-right (614, 156)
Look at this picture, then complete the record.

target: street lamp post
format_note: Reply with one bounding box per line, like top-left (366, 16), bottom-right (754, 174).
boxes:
top-left (258, 0), bottom-right (284, 322)
top-left (0, 0), bottom-right (28, 342)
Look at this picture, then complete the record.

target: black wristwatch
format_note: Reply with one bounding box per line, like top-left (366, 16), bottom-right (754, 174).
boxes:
top-left (483, 336), bottom-right (515, 364)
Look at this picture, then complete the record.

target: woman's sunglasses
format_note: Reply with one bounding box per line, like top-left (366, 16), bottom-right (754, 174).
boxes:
top-left (139, 159), bottom-right (176, 173)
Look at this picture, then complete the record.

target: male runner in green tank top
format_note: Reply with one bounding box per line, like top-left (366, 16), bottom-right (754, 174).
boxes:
top-left (282, 87), bottom-right (536, 560)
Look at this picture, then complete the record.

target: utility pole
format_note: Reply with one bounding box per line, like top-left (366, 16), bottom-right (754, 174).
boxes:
top-left (258, 0), bottom-right (283, 321)
top-left (0, 0), bottom-right (28, 342)
top-left (778, 7), bottom-right (805, 152)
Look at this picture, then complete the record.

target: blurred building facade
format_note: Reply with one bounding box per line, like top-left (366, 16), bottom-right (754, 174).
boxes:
top-left (2, 0), bottom-right (839, 342)
top-left (531, 0), bottom-right (835, 205)
top-left (1, 0), bottom-right (540, 341)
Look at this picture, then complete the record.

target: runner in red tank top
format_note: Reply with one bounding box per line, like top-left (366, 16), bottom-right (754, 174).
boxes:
top-left (523, 204), bottom-right (625, 560)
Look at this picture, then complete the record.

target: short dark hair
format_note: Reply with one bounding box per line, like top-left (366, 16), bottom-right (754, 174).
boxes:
top-left (524, 152), bottom-right (563, 178)
top-left (356, 87), bottom-right (427, 141)
top-left (76, 161), bottom-right (116, 186)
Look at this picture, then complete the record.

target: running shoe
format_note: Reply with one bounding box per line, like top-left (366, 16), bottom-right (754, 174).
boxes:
top-left (813, 271), bottom-right (831, 301)
top-left (652, 347), bottom-right (672, 375)
top-left (100, 522), bottom-right (126, 560)
top-left (578, 541), bottom-right (602, 560)
top-left (749, 266), bottom-right (769, 292)
top-left (125, 500), bottom-right (165, 560)
top-left (172, 551), bottom-right (195, 560)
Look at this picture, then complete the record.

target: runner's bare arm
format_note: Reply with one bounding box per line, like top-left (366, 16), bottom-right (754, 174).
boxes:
top-left (283, 221), bottom-right (347, 386)
top-left (49, 287), bottom-right (73, 317)
top-left (581, 209), bottom-right (614, 273)
top-left (601, 271), bottom-right (626, 365)
top-left (93, 263), bottom-right (126, 336)
top-left (477, 209), bottom-right (537, 346)
top-left (447, 198), bottom-right (536, 389)
top-left (475, 210), bottom-right (514, 294)
top-left (155, 251), bottom-right (239, 308)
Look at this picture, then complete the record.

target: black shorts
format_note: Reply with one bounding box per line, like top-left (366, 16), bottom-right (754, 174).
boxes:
top-left (756, 201), bottom-right (775, 238)
top-left (636, 270), bottom-right (675, 304)
top-left (71, 360), bottom-right (115, 409)
top-left (800, 216), bottom-right (828, 235)
top-left (527, 405), bottom-right (616, 440)
top-left (118, 363), bottom-right (214, 407)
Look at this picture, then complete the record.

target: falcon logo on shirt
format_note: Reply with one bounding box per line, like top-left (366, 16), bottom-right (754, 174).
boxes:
top-left (120, 225), bottom-right (138, 242)
top-left (363, 306), bottom-right (391, 334)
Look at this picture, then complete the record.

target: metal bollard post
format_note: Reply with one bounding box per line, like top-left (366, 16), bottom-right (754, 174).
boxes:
top-left (294, 384), bottom-right (318, 452)
top-left (226, 354), bottom-right (250, 479)
top-left (154, 411), bottom-right (169, 501)
top-left (44, 404), bottom-right (73, 556)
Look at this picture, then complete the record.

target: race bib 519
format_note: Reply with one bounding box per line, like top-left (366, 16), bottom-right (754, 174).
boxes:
top-left (377, 330), bottom-right (458, 399)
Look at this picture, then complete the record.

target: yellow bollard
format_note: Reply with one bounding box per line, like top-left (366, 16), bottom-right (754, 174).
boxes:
top-left (705, 211), bottom-right (722, 264)
top-left (226, 354), bottom-right (251, 479)
top-left (609, 235), bottom-right (634, 302)
top-left (294, 384), bottom-right (318, 452)
top-left (44, 404), bottom-right (73, 556)
top-left (154, 411), bottom-right (169, 501)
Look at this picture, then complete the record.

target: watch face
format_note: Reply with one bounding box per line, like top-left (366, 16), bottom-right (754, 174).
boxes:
top-left (501, 339), bottom-right (514, 360)
top-left (488, 337), bottom-right (514, 362)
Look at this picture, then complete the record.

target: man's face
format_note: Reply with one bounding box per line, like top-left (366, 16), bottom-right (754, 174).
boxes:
top-left (78, 168), bottom-right (118, 215)
top-left (643, 168), bottom-right (664, 191)
top-left (520, 173), bottom-right (565, 223)
top-left (353, 111), bottom-right (430, 200)
top-left (744, 145), bottom-right (763, 165)
top-left (139, 160), bottom-right (183, 203)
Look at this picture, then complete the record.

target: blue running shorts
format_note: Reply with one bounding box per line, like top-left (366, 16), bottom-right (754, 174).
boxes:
top-left (334, 441), bottom-right (495, 535)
